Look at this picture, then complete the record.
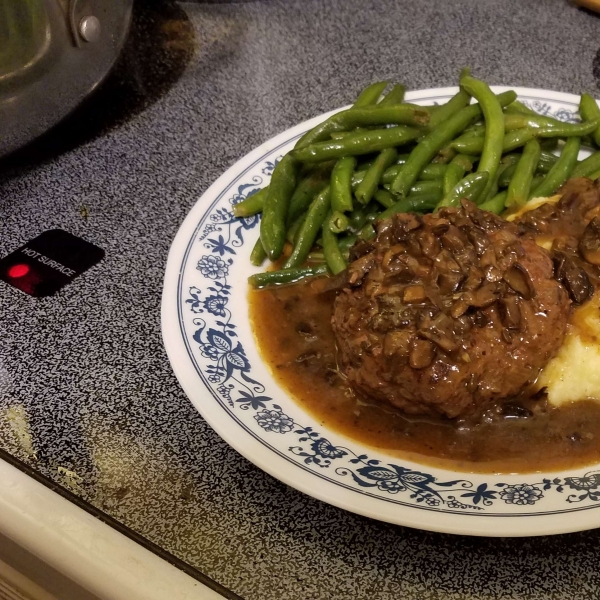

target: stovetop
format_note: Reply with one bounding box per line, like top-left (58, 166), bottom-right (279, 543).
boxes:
top-left (2, 1), bottom-right (600, 598)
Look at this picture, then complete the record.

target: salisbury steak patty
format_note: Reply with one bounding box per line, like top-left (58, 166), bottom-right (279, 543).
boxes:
top-left (332, 200), bottom-right (571, 419)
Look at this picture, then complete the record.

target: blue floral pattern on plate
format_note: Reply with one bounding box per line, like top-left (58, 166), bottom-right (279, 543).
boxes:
top-left (174, 90), bottom-right (600, 521)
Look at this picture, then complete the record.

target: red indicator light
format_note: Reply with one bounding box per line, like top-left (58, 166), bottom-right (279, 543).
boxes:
top-left (8, 264), bottom-right (30, 278)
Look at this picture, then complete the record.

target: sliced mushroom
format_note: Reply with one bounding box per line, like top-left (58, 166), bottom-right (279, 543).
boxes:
top-left (349, 239), bottom-right (374, 262)
top-left (473, 311), bottom-right (489, 327)
top-left (409, 339), bottom-right (435, 369)
top-left (382, 244), bottom-right (408, 269)
top-left (348, 254), bottom-right (375, 286)
top-left (553, 251), bottom-right (593, 305)
top-left (479, 246), bottom-right (497, 268)
top-left (484, 264), bottom-right (503, 283)
top-left (392, 213), bottom-right (421, 242)
top-left (418, 313), bottom-right (459, 353)
top-left (450, 298), bottom-right (469, 319)
top-left (419, 328), bottom-right (459, 353)
top-left (503, 263), bottom-right (536, 299)
top-left (579, 217), bottom-right (600, 266)
top-left (461, 267), bottom-right (483, 292)
top-left (465, 226), bottom-right (490, 255)
top-left (431, 220), bottom-right (451, 236)
top-left (383, 331), bottom-right (412, 357)
top-left (465, 284), bottom-right (499, 308)
top-left (437, 271), bottom-right (464, 294)
top-left (321, 269), bottom-right (349, 293)
top-left (418, 230), bottom-right (441, 259)
top-left (403, 285), bottom-right (427, 303)
top-left (498, 296), bottom-right (521, 330)
top-left (440, 226), bottom-right (466, 252)
top-left (434, 249), bottom-right (461, 274)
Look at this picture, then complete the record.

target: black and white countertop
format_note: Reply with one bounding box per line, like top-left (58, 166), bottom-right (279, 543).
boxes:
top-left (3, 1), bottom-right (600, 598)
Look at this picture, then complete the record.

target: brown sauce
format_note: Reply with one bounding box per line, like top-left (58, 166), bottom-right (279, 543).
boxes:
top-left (249, 280), bottom-right (600, 474)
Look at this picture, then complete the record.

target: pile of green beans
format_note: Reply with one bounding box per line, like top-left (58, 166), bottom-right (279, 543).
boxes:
top-left (234, 72), bottom-right (600, 288)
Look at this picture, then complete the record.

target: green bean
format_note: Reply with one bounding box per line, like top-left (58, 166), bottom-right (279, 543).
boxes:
top-left (504, 100), bottom-right (537, 116)
top-left (443, 154), bottom-right (474, 196)
top-left (487, 154), bottom-right (521, 189)
top-left (338, 234), bottom-right (358, 253)
top-left (539, 137), bottom-right (560, 152)
top-left (506, 139), bottom-right (541, 207)
top-left (353, 162), bottom-right (447, 189)
top-left (434, 147), bottom-right (458, 164)
top-left (377, 192), bottom-right (442, 221)
top-left (260, 155), bottom-right (298, 261)
top-left (579, 93), bottom-right (600, 147)
top-left (284, 186), bottom-right (331, 268)
top-left (453, 124), bottom-right (486, 143)
top-left (330, 156), bottom-right (356, 213)
top-left (531, 175), bottom-right (545, 192)
top-left (452, 129), bottom-right (531, 154)
top-left (479, 190), bottom-right (508, 215)
top-left (451, 120), bottom-right (600, 154)
top-left (460, 74), bottom-right (505, 201)
top-left (390, 90), bottom-right (517, 197)
top-left (373, 188), bottom-right (395, 208)
top-left (330, 131), bottom-right (357, 141)
top-left (532, 121), bottom-right (600, 138)
top-left (378, 83), bottom-right (406, 106)
top-left (437, 171), bottom-right (490, 208)
top-left (485, 180), bottom-right (499, 203)
top-left (292, 126), bottom-right (421, 163)
top-left (588, 168), bottom-right (600, 180)
top-left (286, 213), bottom-right (306, 244)
top-left (248, 263), bottom-right (329, 288)
top-left (295, 104), bottom-right (430, 149)
top-left (504, 112), bottom-right (594, 133)
top-left (250, 237), bottom-right (267, 266)
top-left (358, 224), bottom-right (376, 241)
top-left (348, 201), bottom-right (378, 231)
top-left (339, 104), bottom-right (431, 128)
top-left (307, 251), bottom-right (325, 262)
top-left (443, 162), bottom-right (465, 197)
top-left (322, 212), bottom-right (347, 275)
top-left (537, 151), bottom-right (559, 174)
top-left (329, 210), bottom-right (350, 233)
top-left (394, 153), bottom-right (412, 165)
top-left (410, 180), bottom-right (443, 195)
top-left (355, 148), bottom-right (398, 204)
top-left (530, 136), bottom-right (581, 199)
top-left (233, 186), bottom-right (268, 218)
top-left (408, 189), bottom-right (443, 205)
top-left (418, 163), bottom-right (448, 180)
top-left (287, 169), bottom-right (330, 226)
top-left (572, 150), bottom-right (600, 178)
top-left (295, 122), bottom-right (344, 150)
top-left (427, 89), bottom-right (471, 129)
top-left (498, 162), bottom-right (517, 188)
top-left (353, 81), bottom-right (389, 107)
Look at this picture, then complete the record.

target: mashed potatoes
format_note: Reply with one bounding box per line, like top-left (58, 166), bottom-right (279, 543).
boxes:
top-left (537, 294), bottom-right (600, 406)
top-left (508, 194), bottom-right (600, 406)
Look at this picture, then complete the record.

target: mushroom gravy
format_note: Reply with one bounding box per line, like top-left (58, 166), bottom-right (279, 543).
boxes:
top-left (249, 280), bottom-right (600, 474)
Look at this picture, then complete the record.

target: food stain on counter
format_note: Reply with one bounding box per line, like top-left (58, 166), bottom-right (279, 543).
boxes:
top-left (1, 405), bottom-right (38, 461)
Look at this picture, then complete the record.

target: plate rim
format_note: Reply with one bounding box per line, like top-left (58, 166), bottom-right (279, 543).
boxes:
top-left (162, 86), bottom-right (600, 537)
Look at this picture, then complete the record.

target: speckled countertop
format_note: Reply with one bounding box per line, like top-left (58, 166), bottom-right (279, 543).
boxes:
top-left (2, 1), bottom-right (600, 598)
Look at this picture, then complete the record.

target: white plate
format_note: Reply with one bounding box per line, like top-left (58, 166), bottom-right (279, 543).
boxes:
top-left (162, 87), bottom-right (600, 537)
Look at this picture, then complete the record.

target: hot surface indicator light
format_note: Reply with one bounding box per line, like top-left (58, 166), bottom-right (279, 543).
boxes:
top-left (7, 264), bottom-right (30, 278)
